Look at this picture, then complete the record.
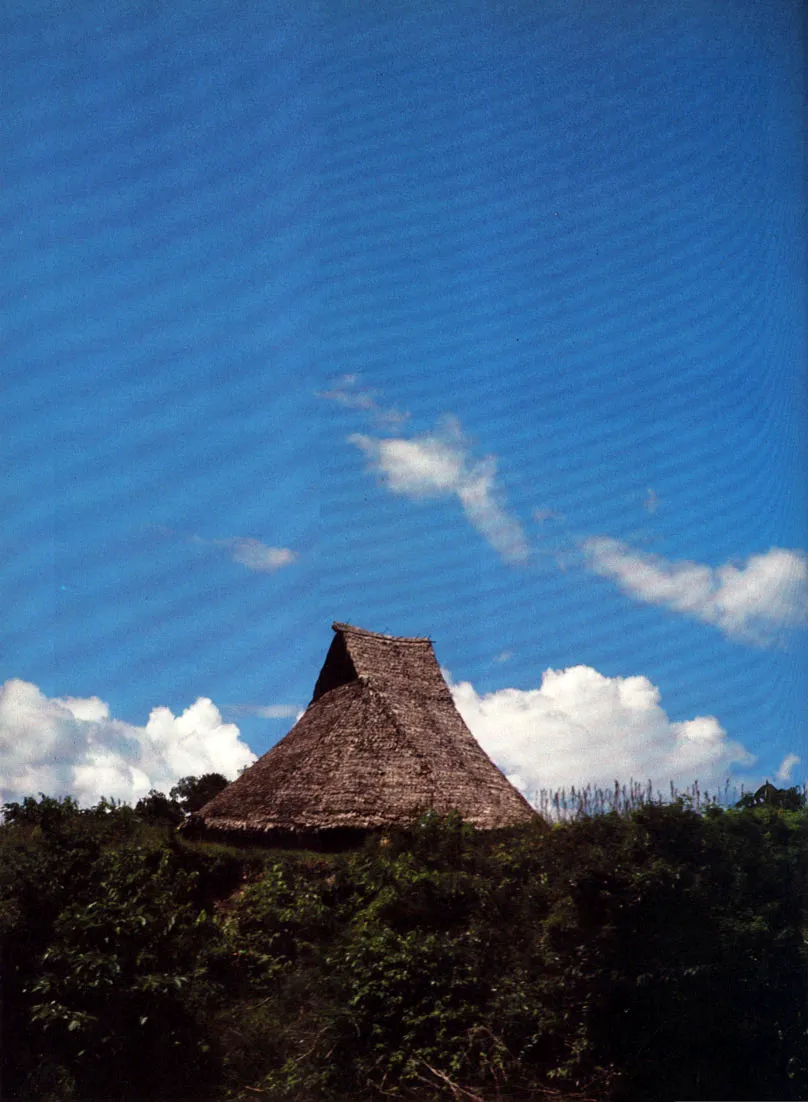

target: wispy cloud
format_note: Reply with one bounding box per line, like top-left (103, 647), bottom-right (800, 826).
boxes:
top-left (450, 665), bottom-right (755, 798)
top-left (220, 538), bottom-right (297, 573)
top-left (644, 488), bottom-right (659, 514)
top-left (349, 416), bottom-right (529, 564)
top-left (0, 680), bottom-right (255, 806)
top-left (776, 753), bottom-right (801, 784)
top-left (583, 538), bottom-right (808, 644)
top-left (187, 532), bottom-right (298, 573)
top-left (318, 374), bottom-right (409, 427)
top-left (533, 507), bottom-right (562, 523)
top-left (225, 703), bottom-right (301, 720)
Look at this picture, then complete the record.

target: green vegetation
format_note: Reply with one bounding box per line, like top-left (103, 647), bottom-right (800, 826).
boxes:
top-left (1, 783), bottom-right (806, 1100)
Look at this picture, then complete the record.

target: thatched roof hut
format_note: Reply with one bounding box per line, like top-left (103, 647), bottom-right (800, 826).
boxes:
top-left (189, 622), bottom-right (540, 847)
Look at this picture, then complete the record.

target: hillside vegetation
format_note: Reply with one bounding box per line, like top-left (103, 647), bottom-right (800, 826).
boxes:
top-left (1, 784), bottom-right (806, 1101)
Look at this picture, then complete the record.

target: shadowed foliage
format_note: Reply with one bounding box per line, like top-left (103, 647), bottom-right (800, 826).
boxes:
top-left (1, 787), bottom-right (806, 1101)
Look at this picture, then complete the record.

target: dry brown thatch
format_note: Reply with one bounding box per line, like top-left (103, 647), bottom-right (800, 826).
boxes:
top-left (189, 622), bottom-right (540, 845)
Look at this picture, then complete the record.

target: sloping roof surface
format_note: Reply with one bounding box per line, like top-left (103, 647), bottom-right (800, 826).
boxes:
top-left (193, 623), bottom-right (539, 838)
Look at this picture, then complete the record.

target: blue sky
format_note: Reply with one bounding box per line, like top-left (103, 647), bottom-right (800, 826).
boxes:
top-left (1, 0), bottom-right (805, 805)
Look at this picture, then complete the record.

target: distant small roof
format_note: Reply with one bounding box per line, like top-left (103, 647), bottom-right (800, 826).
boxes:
top-left (192, 622), bottom-right (540, 840)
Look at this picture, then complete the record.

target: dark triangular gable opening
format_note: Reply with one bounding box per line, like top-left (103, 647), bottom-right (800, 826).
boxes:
top-left (311, 629), bottom-right (358, 701)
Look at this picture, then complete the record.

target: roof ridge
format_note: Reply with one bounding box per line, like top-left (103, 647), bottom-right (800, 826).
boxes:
top-left (332, 621), bottom-right (431, 644)
top-left (364, 681), bottom-right (426, 757)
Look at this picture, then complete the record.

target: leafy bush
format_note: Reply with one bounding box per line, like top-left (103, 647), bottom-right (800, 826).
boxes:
top-left (1, 793), bottom-right (806, 1100)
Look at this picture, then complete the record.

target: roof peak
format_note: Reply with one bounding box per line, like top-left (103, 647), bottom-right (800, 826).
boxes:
top-left (332, 622), bottom-right (431, 645)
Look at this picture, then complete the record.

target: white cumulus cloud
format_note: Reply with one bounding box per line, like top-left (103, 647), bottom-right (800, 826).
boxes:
top-left (0, 679), bottom-right (256, 807)
top-left (449, 665), bottom-right (755, 800)
top-left (349, 417), bottom-right (528, 564)
top-left (583, 538), bottom-right (808, 643)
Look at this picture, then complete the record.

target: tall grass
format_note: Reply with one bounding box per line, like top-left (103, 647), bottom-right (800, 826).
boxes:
top-left (529, 778), bottom-right (807, 821)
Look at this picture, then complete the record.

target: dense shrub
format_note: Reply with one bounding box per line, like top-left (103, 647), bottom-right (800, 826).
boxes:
top-left (1, 791), bottom-right (806, 1100)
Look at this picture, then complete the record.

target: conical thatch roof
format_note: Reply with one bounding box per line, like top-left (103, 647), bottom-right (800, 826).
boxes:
top-left (190, 623), bottom-right (540, 845)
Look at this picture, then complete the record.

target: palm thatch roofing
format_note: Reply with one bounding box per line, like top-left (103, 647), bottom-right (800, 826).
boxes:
top-left (189, 622), bottom-right (540, 845)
